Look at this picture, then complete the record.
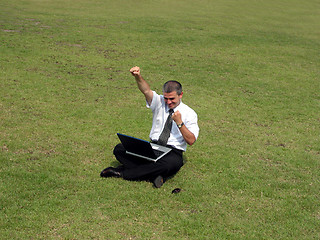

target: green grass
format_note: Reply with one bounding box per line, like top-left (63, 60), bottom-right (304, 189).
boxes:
top-left (1, 0), bottom-right (319, 239)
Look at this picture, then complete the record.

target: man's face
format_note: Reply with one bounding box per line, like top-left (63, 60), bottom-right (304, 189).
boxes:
top-left (163, 91), bottom-right (183, 109)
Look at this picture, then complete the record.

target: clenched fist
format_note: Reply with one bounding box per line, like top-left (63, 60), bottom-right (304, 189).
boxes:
top-left (130, 66), bottom-right (141, 77)
top-left (172, 110), bottom-right (182, 125)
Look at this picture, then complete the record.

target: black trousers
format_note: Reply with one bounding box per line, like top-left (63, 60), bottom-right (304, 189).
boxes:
top-left (113, 143), bottom-right (184, 181)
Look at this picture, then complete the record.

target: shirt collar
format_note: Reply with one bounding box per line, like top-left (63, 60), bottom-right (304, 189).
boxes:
top-left (165, 100), bottom-right (183, 113)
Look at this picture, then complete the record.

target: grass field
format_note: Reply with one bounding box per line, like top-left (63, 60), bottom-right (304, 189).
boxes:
top-left (1, 0), bottom-right (319, 239)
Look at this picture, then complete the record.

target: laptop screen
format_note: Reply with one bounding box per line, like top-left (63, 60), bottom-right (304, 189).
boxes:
top-left (117, 133), bottom-right (157, 158)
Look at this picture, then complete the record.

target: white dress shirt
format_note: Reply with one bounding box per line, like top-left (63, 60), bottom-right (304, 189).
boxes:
top-left (147, 91), bottom-right (199, 151)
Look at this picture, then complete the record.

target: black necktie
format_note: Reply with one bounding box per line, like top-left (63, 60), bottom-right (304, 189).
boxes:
top-left (157, 109), bottom-right (174, 146)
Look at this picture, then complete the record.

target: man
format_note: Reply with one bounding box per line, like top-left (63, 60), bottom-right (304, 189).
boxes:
top-left (100, 66), bottom-right (199, 188)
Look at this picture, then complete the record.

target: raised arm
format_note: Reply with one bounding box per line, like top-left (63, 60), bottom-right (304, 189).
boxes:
top-left (130, 66), bottom-right (153, 106)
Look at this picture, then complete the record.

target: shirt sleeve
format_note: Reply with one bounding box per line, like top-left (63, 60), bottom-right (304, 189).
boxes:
top-left (185, 111), bottom-right (200, 140)
top-left (146, 91), bottom-right (160, 111)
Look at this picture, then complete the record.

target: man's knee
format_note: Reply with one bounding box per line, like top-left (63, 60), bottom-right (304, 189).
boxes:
top-left (157, 156), bottom-right (183, 176)
top-left (113, 143), bottom-right (125, 156)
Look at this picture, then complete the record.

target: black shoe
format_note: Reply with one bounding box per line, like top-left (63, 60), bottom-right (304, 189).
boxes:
top-left (100, 167), bottom-right (122, 178)
top-left (153, 175), bottom-right (164, 188)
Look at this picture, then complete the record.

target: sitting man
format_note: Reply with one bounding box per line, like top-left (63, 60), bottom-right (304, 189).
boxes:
top-left (100, 66), bottom-right (199, 188)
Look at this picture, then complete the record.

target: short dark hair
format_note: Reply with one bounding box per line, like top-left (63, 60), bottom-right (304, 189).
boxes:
top-left (163, 81), bottom-right (182, 95)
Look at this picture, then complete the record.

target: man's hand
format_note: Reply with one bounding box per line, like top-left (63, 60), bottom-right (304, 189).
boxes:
top-left (172, 110), bottom-right (182, 125)
top-left (130, 66), bottom-right (141, 77)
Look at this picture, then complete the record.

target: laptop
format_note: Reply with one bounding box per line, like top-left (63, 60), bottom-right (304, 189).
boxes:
top-left (117, 133), bottom-right (172, 162)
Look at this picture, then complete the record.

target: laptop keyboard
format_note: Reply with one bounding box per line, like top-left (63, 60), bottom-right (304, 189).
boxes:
top-left (153, 149), bottom-right (165, 158)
